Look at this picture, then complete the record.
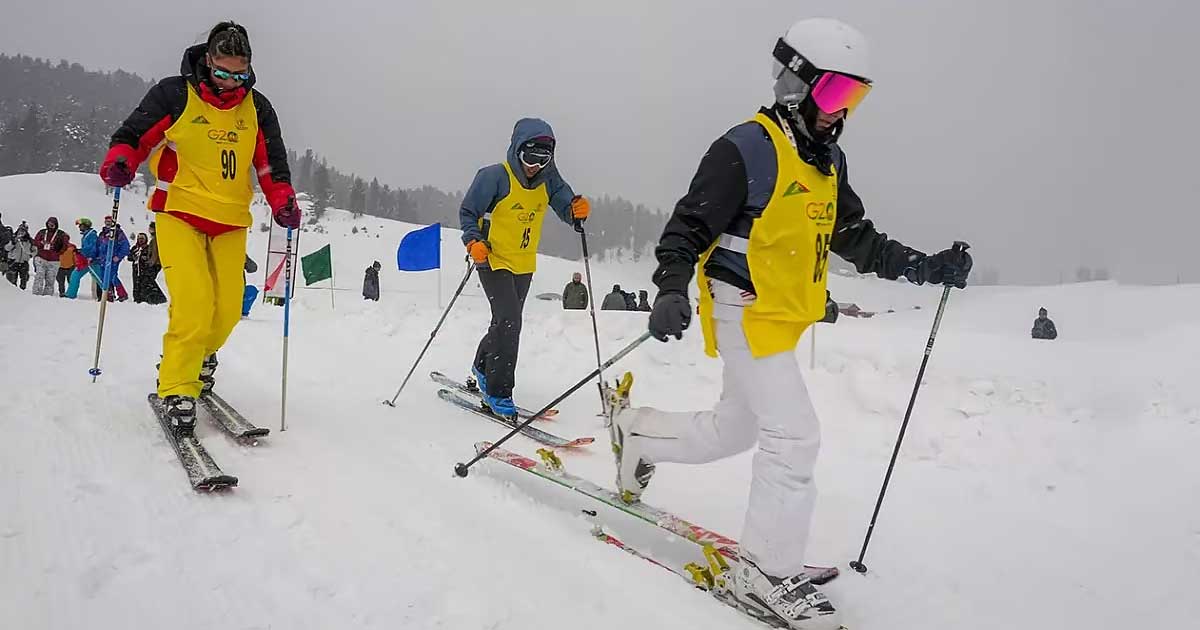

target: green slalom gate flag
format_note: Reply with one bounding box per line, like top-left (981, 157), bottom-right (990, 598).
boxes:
top-left (301, 244), bottom-right (333, 286)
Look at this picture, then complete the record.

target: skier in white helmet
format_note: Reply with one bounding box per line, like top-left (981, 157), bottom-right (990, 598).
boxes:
top-left (606, 18), bottom-right (972, 629)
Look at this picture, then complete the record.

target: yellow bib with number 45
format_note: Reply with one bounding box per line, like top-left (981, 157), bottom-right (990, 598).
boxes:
top-left (483, 161), bottom-right (551, 274)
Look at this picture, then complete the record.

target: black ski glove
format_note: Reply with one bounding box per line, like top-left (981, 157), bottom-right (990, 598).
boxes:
top-left (904, 244), bottom-right (973, 289)
top-left (648, 292), bottom-right (692, 341)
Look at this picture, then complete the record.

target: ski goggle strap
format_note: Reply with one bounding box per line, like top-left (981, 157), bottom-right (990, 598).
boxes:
top-left (772, 38), bottom-right (872, 116)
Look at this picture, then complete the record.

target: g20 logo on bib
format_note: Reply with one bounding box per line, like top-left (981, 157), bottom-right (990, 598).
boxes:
top-left (806, 201), bottom-right (834, 223)
top-left (207, 129), bottom-right (240, 145)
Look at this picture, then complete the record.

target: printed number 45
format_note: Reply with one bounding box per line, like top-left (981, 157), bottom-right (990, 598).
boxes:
top-left (220, 149), bottom-right (237, 180)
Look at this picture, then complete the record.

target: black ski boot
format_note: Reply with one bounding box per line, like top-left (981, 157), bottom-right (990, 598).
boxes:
top-left (162, 395), bottom-right (197, 437)
top-left (199, 353), bottom-right (218, 394)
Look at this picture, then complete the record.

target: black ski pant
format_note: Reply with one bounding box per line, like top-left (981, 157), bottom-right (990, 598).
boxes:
top-left (473, 265), bottom-right (532, 399)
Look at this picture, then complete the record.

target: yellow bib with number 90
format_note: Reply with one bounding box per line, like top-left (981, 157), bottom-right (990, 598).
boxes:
top-left (148, 85), bottom-right (259, 227)
top-left (482, 161), bottom-right (550, 274)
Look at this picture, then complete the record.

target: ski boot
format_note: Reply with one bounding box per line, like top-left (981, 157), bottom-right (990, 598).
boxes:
top-left (479, 389), bottom-right (516, 419)
top-left (199, 353), bottom-right (218, 394)
top-left (467, 366), bottom-right (487, 394)
top-left (731, 556), bottom-right (840, 630)
top-left (606, 372), bottom-right (655, 504)
top-left (162, 395), bottom-right (198, 437)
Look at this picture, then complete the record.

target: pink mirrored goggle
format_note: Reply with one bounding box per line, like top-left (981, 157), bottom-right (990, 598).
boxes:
top-left (810, 71), bottom-right (872, 116)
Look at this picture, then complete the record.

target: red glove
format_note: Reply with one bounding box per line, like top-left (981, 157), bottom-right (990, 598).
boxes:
top-left (273, 196), bottom-right (302, 230)
top-left (467, 240), bottom-right (490, 264)
top-left (100, 151), bottom-right (135, 188)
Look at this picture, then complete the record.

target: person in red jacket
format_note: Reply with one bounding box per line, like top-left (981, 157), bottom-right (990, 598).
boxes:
top-left (99, 21), bottom-right (300, 435)
top-left (31, 217), bottom-right (68, 296)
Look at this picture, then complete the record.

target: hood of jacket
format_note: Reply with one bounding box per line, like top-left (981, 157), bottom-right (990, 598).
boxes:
top-left (506, 117), bottom-right (557, 189)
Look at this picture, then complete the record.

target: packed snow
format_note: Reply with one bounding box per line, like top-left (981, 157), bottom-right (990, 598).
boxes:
top-left (1, 172), bottom-right (1197, 629)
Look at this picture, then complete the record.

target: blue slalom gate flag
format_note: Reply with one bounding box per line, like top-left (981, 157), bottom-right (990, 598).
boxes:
top-left (397, 223), bottom-right (441, 271)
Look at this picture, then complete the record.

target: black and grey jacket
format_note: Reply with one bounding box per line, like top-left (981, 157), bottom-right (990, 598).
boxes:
top-left (653, 106), bottom-right (924, 298)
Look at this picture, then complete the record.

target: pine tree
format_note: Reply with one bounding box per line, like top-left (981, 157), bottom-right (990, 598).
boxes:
top-left (349, 177), bottom-right (367, 218)
top-left (311, 161), bottom-right (333, 219)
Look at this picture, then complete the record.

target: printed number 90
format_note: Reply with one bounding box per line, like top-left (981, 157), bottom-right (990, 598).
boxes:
top-left (220, 150), bottom-right (237, 180)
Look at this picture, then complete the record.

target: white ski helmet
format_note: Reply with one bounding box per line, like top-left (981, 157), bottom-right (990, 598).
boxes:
top-left (772, 18), bottom-right (873, 121)
top-left (773, 18), bottom-right (871, 82)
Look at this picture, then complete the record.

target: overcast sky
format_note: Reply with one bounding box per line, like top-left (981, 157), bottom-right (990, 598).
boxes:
top-left (2, 0), bottom-right (1196, 283)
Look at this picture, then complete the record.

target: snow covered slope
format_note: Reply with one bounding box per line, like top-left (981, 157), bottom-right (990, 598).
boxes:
top-left (1, 172), bottom-right (1198, 629)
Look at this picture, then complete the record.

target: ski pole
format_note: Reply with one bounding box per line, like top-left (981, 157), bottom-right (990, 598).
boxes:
top-left (454, 331), bottom-right (652, 478)
top-left (280, 227), bottom-right (294, 432)
top-left (849, 241), bottom-right (969, 574)
top-left (574, 220), bottom-right (607, 413)
top-left (383, 257), bottom-right (475, 407)
top-left (89, 186), bottom-right (121, 382)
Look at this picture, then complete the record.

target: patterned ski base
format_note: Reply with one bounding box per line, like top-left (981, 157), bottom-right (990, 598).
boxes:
top-left (437, 390), bottom-right (593, 449)
top-left (147, 394), bottom-right (238, 491)
top-left (429, 371), bottom-right (559, 420)
top-left (474, 441), bottom-right (837, 583)
top-left (199, 391), bottom-right (270, 442)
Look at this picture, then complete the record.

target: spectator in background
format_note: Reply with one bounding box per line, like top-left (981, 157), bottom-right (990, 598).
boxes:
top-left (0, 212), bottom-right (13, 275)
top-left (601, 284), bottom-right (628, 311)
top-left (623, 290), bottom-right (638, 311)
top-left (4, 222), bottom-right (35, 289)
top-left (363, 260), bottom-right (381, 301)
top-left (242, 255), bottom-right (259, 316)
top-left (636, 290), bottom-right (651, 312)
top-left (562, 272), bottom-right (588, 310)
top-left (65, 218), bottom-right (96, 299)
top-left (57, 238), bottom-right (76, 297)
top-left (1032, 307), bottom-right (1058, 340)
top-left (32, 217), bottom-right (69, 296)
top-left (129, 232), bottom-right (166, 304)
top-left (82, 215), bottom-right (130, 302)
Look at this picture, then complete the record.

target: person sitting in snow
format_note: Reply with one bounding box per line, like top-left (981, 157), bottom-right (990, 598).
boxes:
top-left (1031, 307), bottom-right (1057, 340)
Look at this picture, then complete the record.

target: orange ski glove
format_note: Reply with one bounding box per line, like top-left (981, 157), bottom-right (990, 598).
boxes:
top-left (570, 195), bottom-right (590, 220)
top-left (467, 239), bottom-right (490, 264)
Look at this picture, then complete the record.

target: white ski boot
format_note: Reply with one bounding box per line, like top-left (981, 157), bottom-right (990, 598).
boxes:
top-left (605, 372), bottom-right (655, 504)
top-left (732, 555), bottom-right (840, 630)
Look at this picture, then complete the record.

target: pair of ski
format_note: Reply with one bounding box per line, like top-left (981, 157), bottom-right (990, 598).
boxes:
top-left (146, 390), bottom-right (269, 491)
top-left (431, 371), bottom-right (595, 449)
top-left (474, 442), bottom-right (843, 630)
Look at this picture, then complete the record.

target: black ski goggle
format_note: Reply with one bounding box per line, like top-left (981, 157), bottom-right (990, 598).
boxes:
top-left (518, 142), bottom-right (554, 169)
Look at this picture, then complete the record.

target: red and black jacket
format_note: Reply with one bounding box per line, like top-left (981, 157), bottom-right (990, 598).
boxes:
top-left (101, 44), bottom-right (294, 227)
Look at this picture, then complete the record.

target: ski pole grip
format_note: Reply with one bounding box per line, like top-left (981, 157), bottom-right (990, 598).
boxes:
top-left (573, 218), bottom-right (584, 234)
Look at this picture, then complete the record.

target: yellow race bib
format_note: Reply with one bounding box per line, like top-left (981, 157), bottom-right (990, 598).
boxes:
top-left (148, 85), bottom-right (259, 227)
top-left (483, 161), bottom-right (551, 274)
top-left (698, 112), bottom-right (838, 358)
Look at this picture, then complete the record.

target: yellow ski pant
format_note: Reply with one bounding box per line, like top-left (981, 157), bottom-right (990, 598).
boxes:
top-left (156, 212), bottom-right (247, 398)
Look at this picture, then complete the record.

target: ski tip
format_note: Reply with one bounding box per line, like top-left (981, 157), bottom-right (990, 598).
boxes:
top-left (563, 437), bottom-right (596, 448)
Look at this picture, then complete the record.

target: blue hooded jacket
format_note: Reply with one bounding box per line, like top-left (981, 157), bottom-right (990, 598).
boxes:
top-left (459, 118), bottom-right (577, 245)
top-left (85, 225), bottom-right (131, 282)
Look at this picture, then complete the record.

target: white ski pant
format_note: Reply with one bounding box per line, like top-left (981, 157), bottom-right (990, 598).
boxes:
top-left (32, 257), bottom-right (58, 296)
top-left (631, 280), bottom-right (820, 578)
